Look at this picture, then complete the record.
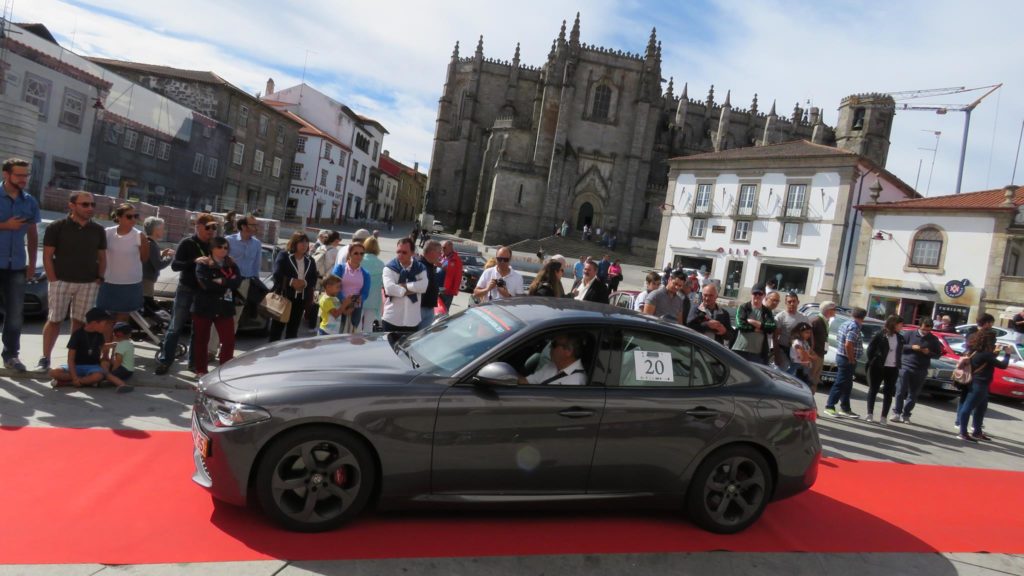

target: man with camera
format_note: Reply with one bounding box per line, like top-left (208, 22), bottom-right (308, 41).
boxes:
top-left (474, 246), bottom-right (524, 302)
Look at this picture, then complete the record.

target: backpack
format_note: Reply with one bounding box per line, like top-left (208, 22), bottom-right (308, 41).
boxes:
top-left (951, 352), bottom-right (975, 387)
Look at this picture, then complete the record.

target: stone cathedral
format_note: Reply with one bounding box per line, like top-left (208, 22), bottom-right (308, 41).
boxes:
top-left (425, 14), bottom-right (894, 257)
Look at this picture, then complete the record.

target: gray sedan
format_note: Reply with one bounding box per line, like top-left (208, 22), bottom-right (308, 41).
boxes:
top-left (192, 299), bottom-right (821, 534)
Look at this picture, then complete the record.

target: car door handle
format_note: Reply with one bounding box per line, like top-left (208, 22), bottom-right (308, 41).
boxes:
top-left (684, 408), bottom-right (719, 419)
top-left (559, 408), bottom-right (595, 418)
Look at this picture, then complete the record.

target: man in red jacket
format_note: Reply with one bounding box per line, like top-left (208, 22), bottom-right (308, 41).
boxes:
top-left (438, 241), bottom-right (463, 312)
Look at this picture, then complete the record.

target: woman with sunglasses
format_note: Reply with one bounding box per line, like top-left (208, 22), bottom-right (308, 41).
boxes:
top-left (97, 204), bottom-right (148, 333)
top-left (191, 237), bottom-right (242, 377)
top-left (269, 232), bottom-right (318, 341)
top-left (527, 260), bottom-right (565, 297)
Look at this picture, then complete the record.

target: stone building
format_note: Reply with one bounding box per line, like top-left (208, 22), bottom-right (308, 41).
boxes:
top-left (88, 59), bottom-right (301, 218)
top-left (394, 159), bottom-right (427, 223)
top-left (426, 13), bottom-right (894, 259)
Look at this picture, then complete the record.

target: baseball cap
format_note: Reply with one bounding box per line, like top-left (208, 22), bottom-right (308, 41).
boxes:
top-left (85, 307), bottom-right (113, 323)
top-left (352, 229), bottom-right (371, 241)
top-left (112, 322), bottom-right (132, 335)
top-left (751, 283), bottom-right (766, 295)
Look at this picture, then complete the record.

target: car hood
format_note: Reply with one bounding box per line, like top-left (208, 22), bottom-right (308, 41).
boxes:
top-left (216, 333), bottom-right (416, 384)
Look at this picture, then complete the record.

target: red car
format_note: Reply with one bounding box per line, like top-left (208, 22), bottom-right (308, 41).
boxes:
top-left (905, 329), bottom-right (1024, 401)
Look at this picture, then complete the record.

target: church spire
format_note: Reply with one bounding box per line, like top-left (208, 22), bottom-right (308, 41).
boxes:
top-left (768, 99), bottom-right (777, 116)
top-left (751, 93), bottom-right (759, 116)
top-left (451, 40), bottom-right (460, 61)
top-left (666, 77), bottom-right (674, 98)
top-left (513, 42), bottom-right (521, 67)
top-left (723, 89), bottom-right (731, 108)
top-left (475, 35), bottom-right (484, 57)
top-left (569, 12), bottom-right (581, 46)
top-left (646, 27), bottom-right (658, 58)
top-left (558, 19), bottom-right (567, 45)
top-left (706, 84), bottom-right (715, 107)
top-left (681, 82), bottom-right (688, 100)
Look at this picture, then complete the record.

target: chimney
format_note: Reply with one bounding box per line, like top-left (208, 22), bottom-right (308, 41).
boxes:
top-left (414, 162), bottom-right (419, 172)
top-left (383, 149), bottom-right (390, 157)
top-left (266, 77), bottom-right (275, 96)
top-left (1003, 185), bottom-right (1018, 207)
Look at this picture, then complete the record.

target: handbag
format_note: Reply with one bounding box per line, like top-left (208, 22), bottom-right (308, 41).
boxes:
top-left (951, 352), bottom-right (976, 387)
top-left (259, 290), bottom-right (292, 322)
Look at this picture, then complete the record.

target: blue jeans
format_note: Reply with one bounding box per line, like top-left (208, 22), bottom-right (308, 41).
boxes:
top-left (957, 383), bottom-right (990, 436)
top-left (158, 286), bottom-right (195, 366)
top-left (0, 269), bottom-right (26, 361)
top-left (894, 368), bottom-right (927, 418)
top-left (826, 355), bottom-right (855, 411)
top-left (417, 306), bottom-right (435, 331)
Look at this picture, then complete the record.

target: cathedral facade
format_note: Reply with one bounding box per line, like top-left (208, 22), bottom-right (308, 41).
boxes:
top-left (425, 14), bottom-right (894, 257)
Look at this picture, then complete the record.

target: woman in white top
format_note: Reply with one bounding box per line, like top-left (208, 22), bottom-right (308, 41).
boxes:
top-left (96, 204), bottom-right (148, 325)
top-left (788, 322), bottom-right (814, 385)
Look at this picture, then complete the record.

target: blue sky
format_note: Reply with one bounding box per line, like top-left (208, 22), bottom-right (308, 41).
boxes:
top-left (17, 0), bottom-right (1024, 195)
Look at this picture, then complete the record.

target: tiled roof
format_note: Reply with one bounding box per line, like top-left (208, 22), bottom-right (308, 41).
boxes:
top-left (670, 139), bottom-right (858, 162)
top-left (268, 107), bottom-right (349, 151)
top-left (88, 57), bottom-right (226, 85)
top-left (356, 114), bottom-right (389, 135)
top-left (378, 154), bottom-right (402, 178)
top-left (858, 187), bottom-right (1023, 211)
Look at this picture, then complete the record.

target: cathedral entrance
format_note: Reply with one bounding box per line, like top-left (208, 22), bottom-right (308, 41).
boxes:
top-left (577, 202), bottom-right (594, 229)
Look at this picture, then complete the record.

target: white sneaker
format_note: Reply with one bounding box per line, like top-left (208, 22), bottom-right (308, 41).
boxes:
top-left (892, 414), bottom-right (903, 423)
top-left (865, 414), bottom-right (874, 422)
top-left (879, 417), bottom-right (887, 425)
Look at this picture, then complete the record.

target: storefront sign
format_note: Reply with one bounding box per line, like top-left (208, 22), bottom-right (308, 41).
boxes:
top-left (944, 279), bottom-right (970, 299)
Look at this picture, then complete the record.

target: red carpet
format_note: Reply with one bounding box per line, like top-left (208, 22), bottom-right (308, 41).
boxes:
top-left (1, 426), bottom-right (1023, 565)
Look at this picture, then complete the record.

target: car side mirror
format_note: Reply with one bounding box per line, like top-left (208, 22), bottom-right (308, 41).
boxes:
top-left (473, 362), bottom-right (519, 387)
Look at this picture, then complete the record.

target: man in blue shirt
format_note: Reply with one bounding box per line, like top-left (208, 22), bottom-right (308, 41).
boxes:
top-left (824, 307), bottom-right (866, 418)
top-left (226, 213), bottom-right (262, 330)
top-left (0, 159), bottom-right (40, 372)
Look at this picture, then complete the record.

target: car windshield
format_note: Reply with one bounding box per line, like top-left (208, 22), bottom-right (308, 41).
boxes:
top-left (402, 306), bottom-right (525, 376)
top-left (944, 335), bottom-right (967, 354)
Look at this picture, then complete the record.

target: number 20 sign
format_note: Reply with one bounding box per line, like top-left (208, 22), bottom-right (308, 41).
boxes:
top-left (634, 351), bottom-right (674, 382)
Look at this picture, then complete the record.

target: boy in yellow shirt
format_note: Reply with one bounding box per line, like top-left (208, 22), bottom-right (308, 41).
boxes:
top-left (318, 275), bottom-right (353, 335)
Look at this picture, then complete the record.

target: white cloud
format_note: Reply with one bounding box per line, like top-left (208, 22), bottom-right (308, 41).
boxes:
top-left (13, 0), bottom-right (1024, 192)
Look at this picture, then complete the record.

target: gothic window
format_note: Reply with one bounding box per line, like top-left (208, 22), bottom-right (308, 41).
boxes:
top-left (591, 85), bottom-right (612, 121)
top-left (910, 227), bottom-right (944, 268)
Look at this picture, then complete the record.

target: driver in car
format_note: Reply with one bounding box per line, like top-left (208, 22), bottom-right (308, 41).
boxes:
top-left (519, 333), bottom-right (587, 385)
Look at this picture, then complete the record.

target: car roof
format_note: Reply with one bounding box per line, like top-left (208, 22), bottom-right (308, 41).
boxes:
top-left (486, 298), bottom-right (676, 330)
top-left (833, 313), bottom-right (884, 325)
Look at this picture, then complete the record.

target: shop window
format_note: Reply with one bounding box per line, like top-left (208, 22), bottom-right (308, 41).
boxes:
top-left (759, 264), bottom-right (809, 294)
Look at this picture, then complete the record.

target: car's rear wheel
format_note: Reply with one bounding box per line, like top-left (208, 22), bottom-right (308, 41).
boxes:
top-left (686, 445), bottom-right (772, 534)
top-left (255, 426), bottom-right (376, 532)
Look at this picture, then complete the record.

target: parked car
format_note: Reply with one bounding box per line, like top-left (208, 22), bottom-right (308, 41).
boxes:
top-left (955, 323), bottom-right (1013, 341)
top-left (819, 314), bottom-right (959, 398)
top-left (22, 220), bottom-right (52, 318)
top-left (609, 290), bottom-right (641, 310)
top-left (923, 330), bottom-right (1024, 400)
top-left (457, 252), bottom-right (488, 293)
top-left (153, 243), bottom-right (279, 335)
top-left (432, 220), bottom-right (444, 234)
top-left (192, 299), bottom-right (821, 535)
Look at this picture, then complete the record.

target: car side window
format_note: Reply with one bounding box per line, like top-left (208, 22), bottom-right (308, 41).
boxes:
top-left (497, 329), bottom-right (598, 386)
top-left (612, 330), bottom-right (726, 388)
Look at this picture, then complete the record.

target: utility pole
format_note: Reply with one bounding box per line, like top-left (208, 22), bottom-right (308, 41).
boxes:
top-left (1013, 118), bottom-right (1024, 184)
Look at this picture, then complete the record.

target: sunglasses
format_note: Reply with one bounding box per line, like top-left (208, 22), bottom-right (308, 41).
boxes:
top-left (204, 224), bottom-right (218, 231)
top-left (121, 214), bottom-right (137, 220)
top-left (76, 202), bottom-right (96, 208)
top-left (496, 257), bottom-right (510, 263)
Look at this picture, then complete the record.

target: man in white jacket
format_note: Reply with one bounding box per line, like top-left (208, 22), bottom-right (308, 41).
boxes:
top-left (382, 237), bottom-right (428, 333)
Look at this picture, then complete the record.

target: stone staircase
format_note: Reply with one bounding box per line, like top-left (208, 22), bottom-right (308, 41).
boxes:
top-left (508, 235), bottom-right (654, 267)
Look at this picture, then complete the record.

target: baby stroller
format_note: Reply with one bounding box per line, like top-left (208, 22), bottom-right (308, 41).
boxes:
top-left (129, 298), bottom-right (187, 360)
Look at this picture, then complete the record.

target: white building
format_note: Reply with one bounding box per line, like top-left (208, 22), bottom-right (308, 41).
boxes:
top-left (265, 106), bottom-right (349, 222)
top-left (656, 141), bottom-right (917, 303)
top-left (0, 23), bottom-right (102, 195)
top-left (851, 186), bottom-right (1024, 326)
top-left (263, 83), bottom-right (387, 221)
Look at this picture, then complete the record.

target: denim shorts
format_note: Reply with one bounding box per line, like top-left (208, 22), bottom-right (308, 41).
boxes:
top-left (111, 366), bottom-right (133, 380)
top-left (61, 364), bottom-right (104, 377)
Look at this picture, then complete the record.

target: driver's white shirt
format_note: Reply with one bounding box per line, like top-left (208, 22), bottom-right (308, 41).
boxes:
top-left (526, 358), bottom-right (586, 385)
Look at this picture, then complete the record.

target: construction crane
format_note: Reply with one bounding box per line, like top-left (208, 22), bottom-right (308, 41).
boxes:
top-left (887, 84), bottom-right (1003, 194)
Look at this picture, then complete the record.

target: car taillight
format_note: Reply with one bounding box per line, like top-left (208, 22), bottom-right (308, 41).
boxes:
top-left (793, 408), bottom-right (817, 422)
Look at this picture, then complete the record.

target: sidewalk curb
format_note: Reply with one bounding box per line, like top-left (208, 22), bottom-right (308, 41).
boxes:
top-left (1, 368), bottom-right (198, 392)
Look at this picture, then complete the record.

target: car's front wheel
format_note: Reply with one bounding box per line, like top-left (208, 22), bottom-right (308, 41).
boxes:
top-left (255, 426), bottom-right (376, 532)
top-left (686, 445), bottom-right (773, 534)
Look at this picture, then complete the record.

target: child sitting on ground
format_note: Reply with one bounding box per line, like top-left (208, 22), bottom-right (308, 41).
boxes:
top-left (318, 274), bottom-right (353, 335)
top-left (102, 322), bottom-right (135, 392)
top-left (49, 308), bottom-right (132, 393)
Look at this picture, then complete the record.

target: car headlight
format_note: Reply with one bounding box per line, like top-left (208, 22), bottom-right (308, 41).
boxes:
top-left (201, 394), bottom-right (270, 428)
top-left (1004, 377), bottom-right (1024, 385)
